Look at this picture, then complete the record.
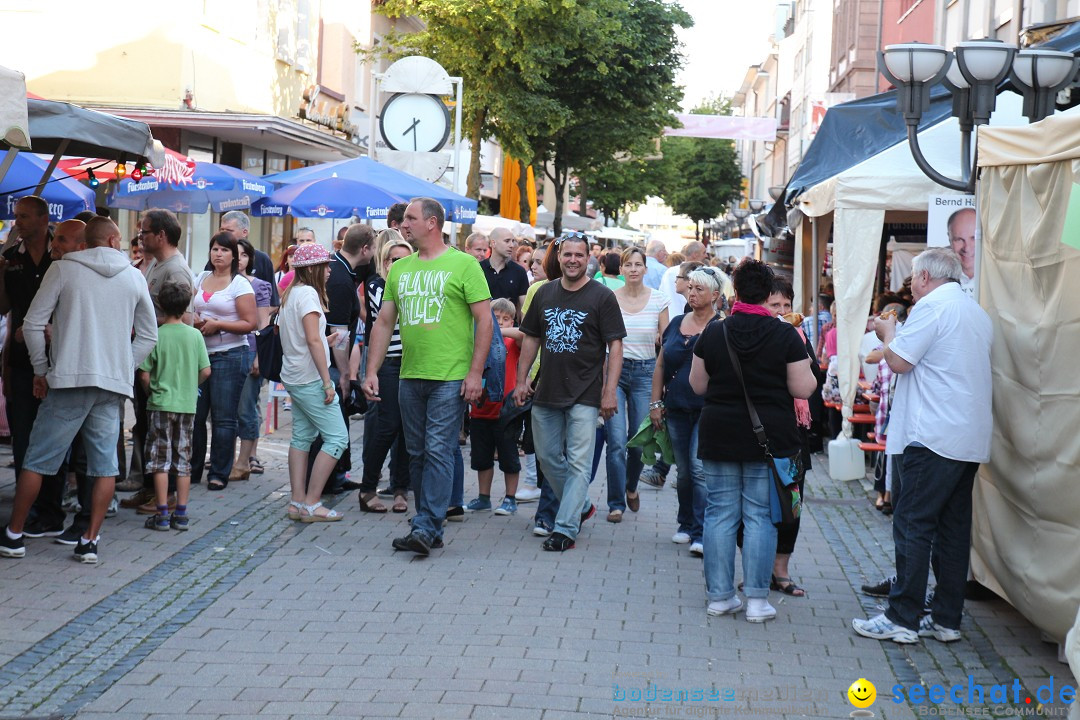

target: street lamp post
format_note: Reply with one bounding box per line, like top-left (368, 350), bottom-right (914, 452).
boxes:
top-left (878, 40), bottom-right (1080, 193)
top-left (731, 207), bottom-right (750, 237)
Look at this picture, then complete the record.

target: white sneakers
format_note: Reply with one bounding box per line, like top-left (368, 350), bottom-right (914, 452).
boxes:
top-left (919, 616), bottom-right (962, 643)
top-left (516, 486), bottom-right (541, 502)
top-left (706, 596), bottom-right (776, 622)
top-left (852, 613), bottom-right (919, 644)
top-left (707, 597), bottom-right (743, 616)
top-left (672, 531), bottom-right (691, 544)
top-left (689, 542), bottom-right (703, 557)
top-left (745, 598), bottom-right (776, 623)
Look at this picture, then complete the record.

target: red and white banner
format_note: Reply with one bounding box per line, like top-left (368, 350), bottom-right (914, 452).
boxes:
top-left (664, 114), bottom-right (777, 141)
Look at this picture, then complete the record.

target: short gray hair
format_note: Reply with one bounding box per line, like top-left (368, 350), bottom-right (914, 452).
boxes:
top-left (913, 247), bottom-right (963, 282)
top-left (646, 240), bottom-right (666, 258)
top-left (221, 211), bottom-right (250, 233)
top-left (688, 267), bottom-right (722, 294)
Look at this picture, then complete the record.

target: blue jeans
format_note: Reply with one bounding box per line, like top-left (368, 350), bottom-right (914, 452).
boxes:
top-left (602, 358), bottom-right (654, 510)
top-left (667, 409), bottom-right (705, 543)
top-left (399, 379), bottom-right (464, 540)
top-left (237, 353), bottom-right (263, 441)
top-left (191, 346), bottom-right (247, 486)
top-left (886, 446), bottom-right (979, 631)
top-left (531, 403), bottom-right (598, 539)
top-left (702, 459), bottom-right (777, 601)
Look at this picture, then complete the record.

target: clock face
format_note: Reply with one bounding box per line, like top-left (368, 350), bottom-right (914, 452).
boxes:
top-left (379, 93), bottom-right (451, 153)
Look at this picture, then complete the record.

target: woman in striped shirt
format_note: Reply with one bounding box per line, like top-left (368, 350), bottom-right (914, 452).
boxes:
top-left (358, 236), bottom-right (414, 514)
top-left (602, 246), bottom-right (669, 523)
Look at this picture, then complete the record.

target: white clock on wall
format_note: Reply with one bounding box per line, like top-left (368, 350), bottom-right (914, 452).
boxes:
top-left (379, 93), bottom-right (451, 153)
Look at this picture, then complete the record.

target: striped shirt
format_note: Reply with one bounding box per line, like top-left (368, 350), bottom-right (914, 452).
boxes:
top-left (620, 289), bottom-right (669, 360)
top-left (365, 276), bottom-right (402, 358)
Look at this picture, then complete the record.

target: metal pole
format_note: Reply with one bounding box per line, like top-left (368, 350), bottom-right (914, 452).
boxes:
top-left (369, 72), bottom-right (382, 161)
top-left (811, 216), bottom-right (820, 346)
top-left (34, 139), bottom-right (69, 195)
top-left (450, 75), bottom-right (463, 248)
top-left (0, 147), bottom-right (19, 185)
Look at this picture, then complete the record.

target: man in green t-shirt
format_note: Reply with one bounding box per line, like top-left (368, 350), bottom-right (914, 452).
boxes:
top-left (363, 197), bottom-right (492, 556)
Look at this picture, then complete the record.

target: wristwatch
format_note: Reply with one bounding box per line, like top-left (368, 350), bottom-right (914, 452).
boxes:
top-left (649, 400), bottom-right (665, 410)
top-left (322, 381), bottom-right (334, 391)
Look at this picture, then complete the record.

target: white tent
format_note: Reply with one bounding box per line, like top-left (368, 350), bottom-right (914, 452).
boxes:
top-left (972, 106), bottom-right (1080, 645)
top-left (795, 91), bottom-right (1026, 433)
top-left (0, 66), bottom-right (30, 183)
top-left (596, 226), bottom-right (647, 243)
top-left (470, 213), bottom-right (537, 239)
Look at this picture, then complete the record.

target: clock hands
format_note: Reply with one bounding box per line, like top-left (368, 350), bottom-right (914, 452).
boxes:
top-left (403, 117), bottom-right (420, 151)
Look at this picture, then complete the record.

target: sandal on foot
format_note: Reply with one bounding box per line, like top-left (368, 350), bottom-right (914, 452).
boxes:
top-left (207, 479), bottom-right (227, 491)
top-left (248, 456), bottom-right (265, 475)
top-left (300, 502), bottom-right (343, 523)
top-left (626, 492), bottom-right (640, 513)
top-left (391, 494), bottom-right (408, 513)
top-left (359, 493), bottom-right (388, 513)
top-left (770, 575), bottom-right (806, 597)
top-left (287, 501), bottom-right (304, 521)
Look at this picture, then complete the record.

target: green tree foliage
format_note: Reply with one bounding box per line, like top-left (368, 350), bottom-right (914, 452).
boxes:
top-left (659, 97), bottom-right (743, 239)
top-left (368, 0), bottom-right (691, 235)
top-left (577, 147), bottom-right (671, 226)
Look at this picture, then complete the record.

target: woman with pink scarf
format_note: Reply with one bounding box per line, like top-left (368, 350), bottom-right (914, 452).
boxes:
top-left (763, 278), bottom-right (824, 597)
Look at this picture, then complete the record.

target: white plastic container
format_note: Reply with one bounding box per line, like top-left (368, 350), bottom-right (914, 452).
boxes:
top-left (828, 436), bottom-right (865, 481)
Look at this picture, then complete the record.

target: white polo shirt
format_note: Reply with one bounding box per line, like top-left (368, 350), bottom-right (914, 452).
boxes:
top-left (885, 282), bottom-right (993, 463)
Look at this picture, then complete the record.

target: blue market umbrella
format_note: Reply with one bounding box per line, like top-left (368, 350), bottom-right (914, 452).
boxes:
top-left (262, 156), bottom-right (477, 222)
top-left (0, 152), bottom-right (93, 221)
top-left (105, 154), bottom-right (269, 213)
top-left (250, 177), bottom-right (407, 219)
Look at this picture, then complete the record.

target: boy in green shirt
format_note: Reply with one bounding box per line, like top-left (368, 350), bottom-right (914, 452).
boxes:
top-left (138, 282), bottom-right (211, 531)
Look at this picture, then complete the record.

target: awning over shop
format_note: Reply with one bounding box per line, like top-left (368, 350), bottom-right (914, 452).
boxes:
top-left (27, 99), bottom-right (161, 166)
top-left (87, 108), bottom-right (362, 164)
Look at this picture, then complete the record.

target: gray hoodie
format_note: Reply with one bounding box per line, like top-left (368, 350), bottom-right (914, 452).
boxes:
top-left (24, 246), bottom-right (157, 397)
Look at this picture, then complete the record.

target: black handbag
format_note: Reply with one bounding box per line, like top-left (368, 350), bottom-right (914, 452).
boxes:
top-left (722, 322), bottom-right (802, 526)
top-left (254, 313), bottom-right (283, 384)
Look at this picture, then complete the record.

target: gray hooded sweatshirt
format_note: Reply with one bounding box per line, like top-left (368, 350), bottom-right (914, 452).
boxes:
top-left (24, 246), bottom-right (157, 397)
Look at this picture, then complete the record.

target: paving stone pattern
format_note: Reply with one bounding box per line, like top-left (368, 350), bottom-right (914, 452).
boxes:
top-left (0, 418), bottom-right (1071, 720)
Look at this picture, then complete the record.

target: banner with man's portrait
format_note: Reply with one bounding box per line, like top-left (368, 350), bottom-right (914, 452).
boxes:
top-left (927, 194), bottom-right (977, 296)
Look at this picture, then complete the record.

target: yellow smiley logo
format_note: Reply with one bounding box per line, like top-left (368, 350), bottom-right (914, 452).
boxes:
top-left (847, 678), bottom-right (876, 708)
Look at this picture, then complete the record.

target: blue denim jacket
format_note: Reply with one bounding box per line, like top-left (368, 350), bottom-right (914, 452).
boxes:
top-left (480, 310), bottom-right (505, 403)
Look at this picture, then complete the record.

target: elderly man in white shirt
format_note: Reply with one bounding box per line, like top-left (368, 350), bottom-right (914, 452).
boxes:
top-left (852, 247), bottom-right (992, 645)
top-left (659, 241), bottom-right (707, 308)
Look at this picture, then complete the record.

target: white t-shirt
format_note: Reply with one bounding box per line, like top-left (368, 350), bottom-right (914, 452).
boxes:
top-left (886, 282), bottom-right (993, 463)
top-left (193, 272), bottom-right (254, 352)
top-left (659, 265), bottom-right (681, 310)
top-left (278, 284), bottom-right (330, 386)
top-left (859, 330), bottom-right (882, 382)
top-left (621, 289), bottom-right (670, 360)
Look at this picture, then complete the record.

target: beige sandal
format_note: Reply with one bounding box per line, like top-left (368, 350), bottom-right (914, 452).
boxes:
top-left (300, 502), bottom-right (343, 523)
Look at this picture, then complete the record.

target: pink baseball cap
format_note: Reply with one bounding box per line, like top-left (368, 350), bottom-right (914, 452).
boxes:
top-left (291, 243), bottom-right (331, 267)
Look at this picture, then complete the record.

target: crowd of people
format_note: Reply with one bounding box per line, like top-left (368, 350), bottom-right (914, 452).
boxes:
top-left (0, 194), bottom-right (991, 640)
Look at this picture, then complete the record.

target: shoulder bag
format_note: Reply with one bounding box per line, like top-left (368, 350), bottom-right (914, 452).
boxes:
top-left (254, 312), bottom-right (283, 384)
top-left (722, 322), bottom-right (802, 526)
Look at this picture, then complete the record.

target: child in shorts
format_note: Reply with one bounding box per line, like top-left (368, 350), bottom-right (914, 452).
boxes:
top-left (464, 298), bottom-right (522, 516)
top-left (138, 282), bottom-right (211, 531)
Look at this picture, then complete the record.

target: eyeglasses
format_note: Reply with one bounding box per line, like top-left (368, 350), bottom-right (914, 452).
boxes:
top-left (137, 229), bottom-right (155, 237)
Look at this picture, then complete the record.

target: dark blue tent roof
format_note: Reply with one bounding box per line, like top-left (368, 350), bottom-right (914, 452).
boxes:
top-left (762, 21), bottom-right (1080, 232)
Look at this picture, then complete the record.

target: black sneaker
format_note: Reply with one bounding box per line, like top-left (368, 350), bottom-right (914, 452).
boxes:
top-left (54, 525), bottom-right (86, 546)
top-left (170, 514), bottom-right (189, 532)
top-left (580, 503), bottom-right (596, 526)
top-left (923, 588), bottom-right (935, 615)
top-left (0, 531), bottom-right (26, 558)
top-left (445, 506), bottom-right (465, 523)
top-left (861, 575), bottom-right (896, 598)
top-left (74, 540), bottom-right (98, 564)
top-left (430, 536), bottom-right (444, 550)
top-left (22, 519), bottom-right (64, 538)
top-left (376, 486), bottom-right (395, 498)
top-left (542, 532), bottom-right (575, 552)
top-left (391, 531), bottom-right (431, 556)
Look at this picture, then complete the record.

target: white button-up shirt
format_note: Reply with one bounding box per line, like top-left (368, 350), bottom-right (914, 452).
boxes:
top-left (885, 282), bottom-right (993, 463)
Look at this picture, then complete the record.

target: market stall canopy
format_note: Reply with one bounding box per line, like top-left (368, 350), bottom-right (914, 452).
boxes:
top-left (27, 98), bottom-right (162, 167)
top-left (263, 156), bottom-right (477, 222)
top-left (251, 177), bottom-right (406, 219)
top-left (0, 67), bottom-right (30, 150)
top-left (0, 152), bottom-right (93, 221)
top-left (534, 206), bottom-right (603, 233)
top-left (471, 214), bottom-right (536, 239)
top-left (103, 150), bottom-right (270, 214)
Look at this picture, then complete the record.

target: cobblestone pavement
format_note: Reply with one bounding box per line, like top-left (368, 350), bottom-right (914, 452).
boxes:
top-left (0, 416), bottom-right (1071, 720)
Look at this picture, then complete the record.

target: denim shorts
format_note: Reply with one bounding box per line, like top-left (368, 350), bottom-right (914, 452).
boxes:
top-left (22, 387), bottom-right (123, 477)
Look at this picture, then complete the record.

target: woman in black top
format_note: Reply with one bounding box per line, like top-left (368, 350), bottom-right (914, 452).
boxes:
top-left (689, 259), bottom-right (816, 623)
top-left (358, 237), bottom-right (413, 513)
